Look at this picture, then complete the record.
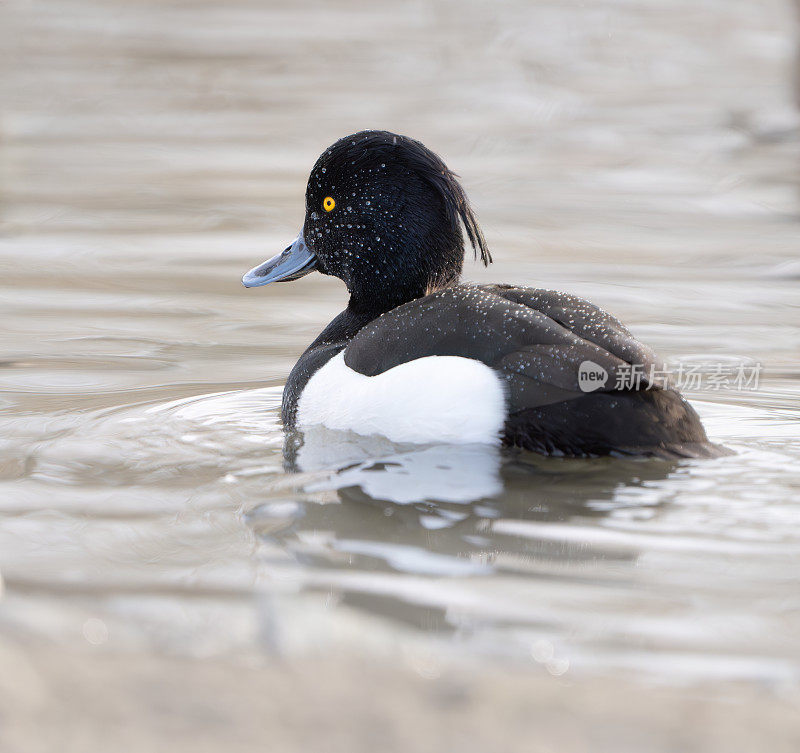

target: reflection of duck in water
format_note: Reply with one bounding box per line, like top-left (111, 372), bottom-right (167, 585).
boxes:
top-left (265, 433), bottom-right (680, 567)
top-left (243, 130), bottom-right (721, 458)
top-left (253, 441), bottom-right (680, 632)
top-left (285, 425), bottom-right (504, 502)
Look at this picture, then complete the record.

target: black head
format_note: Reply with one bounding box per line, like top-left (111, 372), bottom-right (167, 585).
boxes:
top-left (242, 131), bottom-right (490, 315)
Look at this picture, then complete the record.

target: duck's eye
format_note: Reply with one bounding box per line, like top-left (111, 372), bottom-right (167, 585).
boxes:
top-left (323, 196), bottom-right (336, 212)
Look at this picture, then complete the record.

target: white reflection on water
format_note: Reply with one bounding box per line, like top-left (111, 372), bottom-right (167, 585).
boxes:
top-left (297, 429), bottom-right (504, 504)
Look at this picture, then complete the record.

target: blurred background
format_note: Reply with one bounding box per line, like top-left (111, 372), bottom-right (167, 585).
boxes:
top-left (2, 1), bottom-right (800, 751)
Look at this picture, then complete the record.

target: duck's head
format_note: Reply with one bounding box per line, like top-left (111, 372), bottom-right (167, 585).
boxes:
top-left (242, 130), bottom-right (490, 315)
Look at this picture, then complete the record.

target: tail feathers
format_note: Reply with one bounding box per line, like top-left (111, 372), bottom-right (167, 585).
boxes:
top-left (503, 388), bottom-right (729, 459)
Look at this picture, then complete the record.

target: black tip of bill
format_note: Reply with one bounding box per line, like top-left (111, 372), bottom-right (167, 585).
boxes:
top-left (242, 233), bottom-right (317, 287)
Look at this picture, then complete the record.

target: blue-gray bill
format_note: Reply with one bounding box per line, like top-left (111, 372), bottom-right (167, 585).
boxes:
top-left (241, 233), bottom-right (317, 287)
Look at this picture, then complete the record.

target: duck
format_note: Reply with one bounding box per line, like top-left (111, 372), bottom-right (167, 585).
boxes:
top-left (242, 130), bottom-right (718, 458)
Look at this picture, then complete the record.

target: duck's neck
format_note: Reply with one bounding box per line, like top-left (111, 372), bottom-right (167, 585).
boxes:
top-left (347, 262), bottom-right (462, 320)
top-left (347, 284), bottom-right (448, 320)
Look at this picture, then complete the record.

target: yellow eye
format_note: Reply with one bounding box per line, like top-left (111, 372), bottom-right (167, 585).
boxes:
top-left (323, 196), bottom-right (336, 212)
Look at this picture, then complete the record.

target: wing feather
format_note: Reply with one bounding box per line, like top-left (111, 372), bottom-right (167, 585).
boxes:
top-left (343, 285), bottom-right (664, 414)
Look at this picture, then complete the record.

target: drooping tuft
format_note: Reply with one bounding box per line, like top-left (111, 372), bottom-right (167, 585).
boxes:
top-left (429, 165), bottom-right (492, 267)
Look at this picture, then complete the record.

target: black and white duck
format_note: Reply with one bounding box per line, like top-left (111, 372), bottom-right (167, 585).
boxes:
top-left (243, 130), bottom-right (717, 458)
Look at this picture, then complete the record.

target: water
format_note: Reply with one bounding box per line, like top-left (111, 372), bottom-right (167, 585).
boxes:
top-left (2, 0), bottom-right (800, 746)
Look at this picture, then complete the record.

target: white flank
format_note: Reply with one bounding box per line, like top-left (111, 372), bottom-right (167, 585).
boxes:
top-left (296, 352), bottom-right (507, 445)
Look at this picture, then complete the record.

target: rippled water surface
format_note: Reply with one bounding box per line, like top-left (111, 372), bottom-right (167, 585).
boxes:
top-left (2, 0), bottom-right (800, 707)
